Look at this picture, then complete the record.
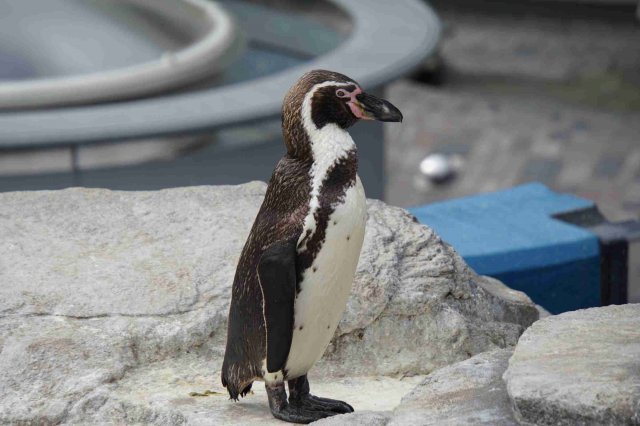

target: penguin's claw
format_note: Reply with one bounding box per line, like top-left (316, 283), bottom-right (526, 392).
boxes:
top-left (270, 404), bottom-right (335, 424)
top-left (292, 394), bottom-right (354, 414)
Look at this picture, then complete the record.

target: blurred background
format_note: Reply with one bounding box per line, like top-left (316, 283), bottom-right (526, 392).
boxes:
top-left (0, 0), bottom-right (638, 312)
top-left (0, 0), bottom-right (638, 219)
top-left (391, 0), bottom-right (640, 223)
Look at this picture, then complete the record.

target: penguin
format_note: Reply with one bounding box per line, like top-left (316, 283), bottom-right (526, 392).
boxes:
top-left (221, 69), bottom-right (403, 424)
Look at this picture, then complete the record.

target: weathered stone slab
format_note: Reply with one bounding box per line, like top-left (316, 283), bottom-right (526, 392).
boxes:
top-left (316, 349), bottom-right (519, 426)
top-left (504, 304), bottom-right (640, 426)
top-left (313, 411), bottom-right (392, 426)
top-left (67, 364), bottom-right (420, 425)
top-left (390, 349), bottom-right (518, 426)
top-left (0, 184), bottom-right (537, 424)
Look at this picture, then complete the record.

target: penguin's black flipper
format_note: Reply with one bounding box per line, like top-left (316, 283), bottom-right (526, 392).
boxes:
top-left (258, 239), bottom-right (297, 373)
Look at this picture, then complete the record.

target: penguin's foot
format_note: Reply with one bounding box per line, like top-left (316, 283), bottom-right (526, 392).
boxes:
top-left (288, 374), bottom-right (354, 415)
top-left (289, 393), bottom-right (354, 414)
top-left (266, 381), bottom-right (336, 424)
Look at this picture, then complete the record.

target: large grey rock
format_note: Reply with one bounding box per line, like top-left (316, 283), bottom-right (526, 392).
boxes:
top-left (0, 184), bottom-right (537, 424)
top-left (313, 411), bottom-right (391, 426)
top-left (390, 349), bottom-right (518, 426)
top-left (316, 349), bottom-right (519, 426)
top-left (504, 304), bottom-right (640, 426)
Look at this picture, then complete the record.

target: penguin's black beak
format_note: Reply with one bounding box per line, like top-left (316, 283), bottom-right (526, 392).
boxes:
top-left (352, 92), bottom-right (403, 123)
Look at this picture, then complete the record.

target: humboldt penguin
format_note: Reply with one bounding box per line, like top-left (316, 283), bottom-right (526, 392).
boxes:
top-left (221, 69), bottom-right (403, 424)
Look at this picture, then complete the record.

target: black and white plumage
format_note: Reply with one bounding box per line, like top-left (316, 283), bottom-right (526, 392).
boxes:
top-left (221, 69), bottom-right (402, 424)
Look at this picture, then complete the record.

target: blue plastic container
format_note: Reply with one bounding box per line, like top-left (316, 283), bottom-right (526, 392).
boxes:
top-left (409, 183), bottom-right (601, 314)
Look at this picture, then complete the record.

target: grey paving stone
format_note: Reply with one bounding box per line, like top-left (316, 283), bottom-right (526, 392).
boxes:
top-left (521, 158), bottom-right (563, 185)
top-left (432, 141), bottom-right (473, 156)
top-left (595, 155), bottom-right (625, 178)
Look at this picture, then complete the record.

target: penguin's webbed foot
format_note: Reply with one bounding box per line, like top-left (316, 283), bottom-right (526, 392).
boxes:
top-left (292, 394), bottom-right (354, 414)
top-left (288, 374), bottom-right (354, 418)
top-left (266, 382), bottom-right (337, 424)
top-left (271, 403), bottom-right (335, 424)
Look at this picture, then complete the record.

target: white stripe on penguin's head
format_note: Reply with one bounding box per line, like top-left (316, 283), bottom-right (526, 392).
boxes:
top-left (301, 81), bottom-right (355, 135)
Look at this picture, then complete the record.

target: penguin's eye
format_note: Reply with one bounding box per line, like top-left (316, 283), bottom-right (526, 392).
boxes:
top-left (335, 89), bottom-right (350, 98)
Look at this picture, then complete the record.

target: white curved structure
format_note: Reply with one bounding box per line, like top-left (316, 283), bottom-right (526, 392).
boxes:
top-left (0, 0), bottom-right (239, 109)
top-left (0, 0), bottom-right (441, 147)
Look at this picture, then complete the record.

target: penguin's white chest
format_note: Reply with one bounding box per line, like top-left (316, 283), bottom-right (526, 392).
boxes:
top-left (284, 176), bottom-right (366, 379)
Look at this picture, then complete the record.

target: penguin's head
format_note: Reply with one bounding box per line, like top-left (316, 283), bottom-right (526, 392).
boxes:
top-left (282, 70), bottom-right (402, 156)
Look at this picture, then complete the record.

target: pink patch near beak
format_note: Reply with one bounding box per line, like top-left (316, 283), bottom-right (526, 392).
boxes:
top-left (346, 87), bottom-right (371, 120)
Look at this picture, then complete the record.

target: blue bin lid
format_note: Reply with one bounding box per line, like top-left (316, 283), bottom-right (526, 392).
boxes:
top-left (409, 183), bottom-right (600, 275)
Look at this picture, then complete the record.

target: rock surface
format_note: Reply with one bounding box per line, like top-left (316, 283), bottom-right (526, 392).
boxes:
top-left (391, 349), bottom-right (518, 426)
top-left (0, 184), bottom-right (537, 424)
top-left (314, 411), bottom-right (392, 426)
top-left (504, 304), bottom-right (640, 426)
top-left (316, 349), bottom-right (518, 426)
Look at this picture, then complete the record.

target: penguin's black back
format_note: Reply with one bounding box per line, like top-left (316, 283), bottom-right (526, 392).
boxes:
top-left (221, 155), bottom-right (311, 399)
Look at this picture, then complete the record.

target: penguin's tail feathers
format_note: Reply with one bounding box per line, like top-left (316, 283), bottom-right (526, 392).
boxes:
top-left (221, 367), bottom-right (254, 401)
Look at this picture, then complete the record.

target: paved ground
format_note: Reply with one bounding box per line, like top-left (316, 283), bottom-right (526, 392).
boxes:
top-left (385, 0), bottom-right (640, 221)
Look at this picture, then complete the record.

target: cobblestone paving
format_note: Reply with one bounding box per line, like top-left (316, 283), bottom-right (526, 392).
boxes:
top-left (385, 1), bottom-right (640, 222)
